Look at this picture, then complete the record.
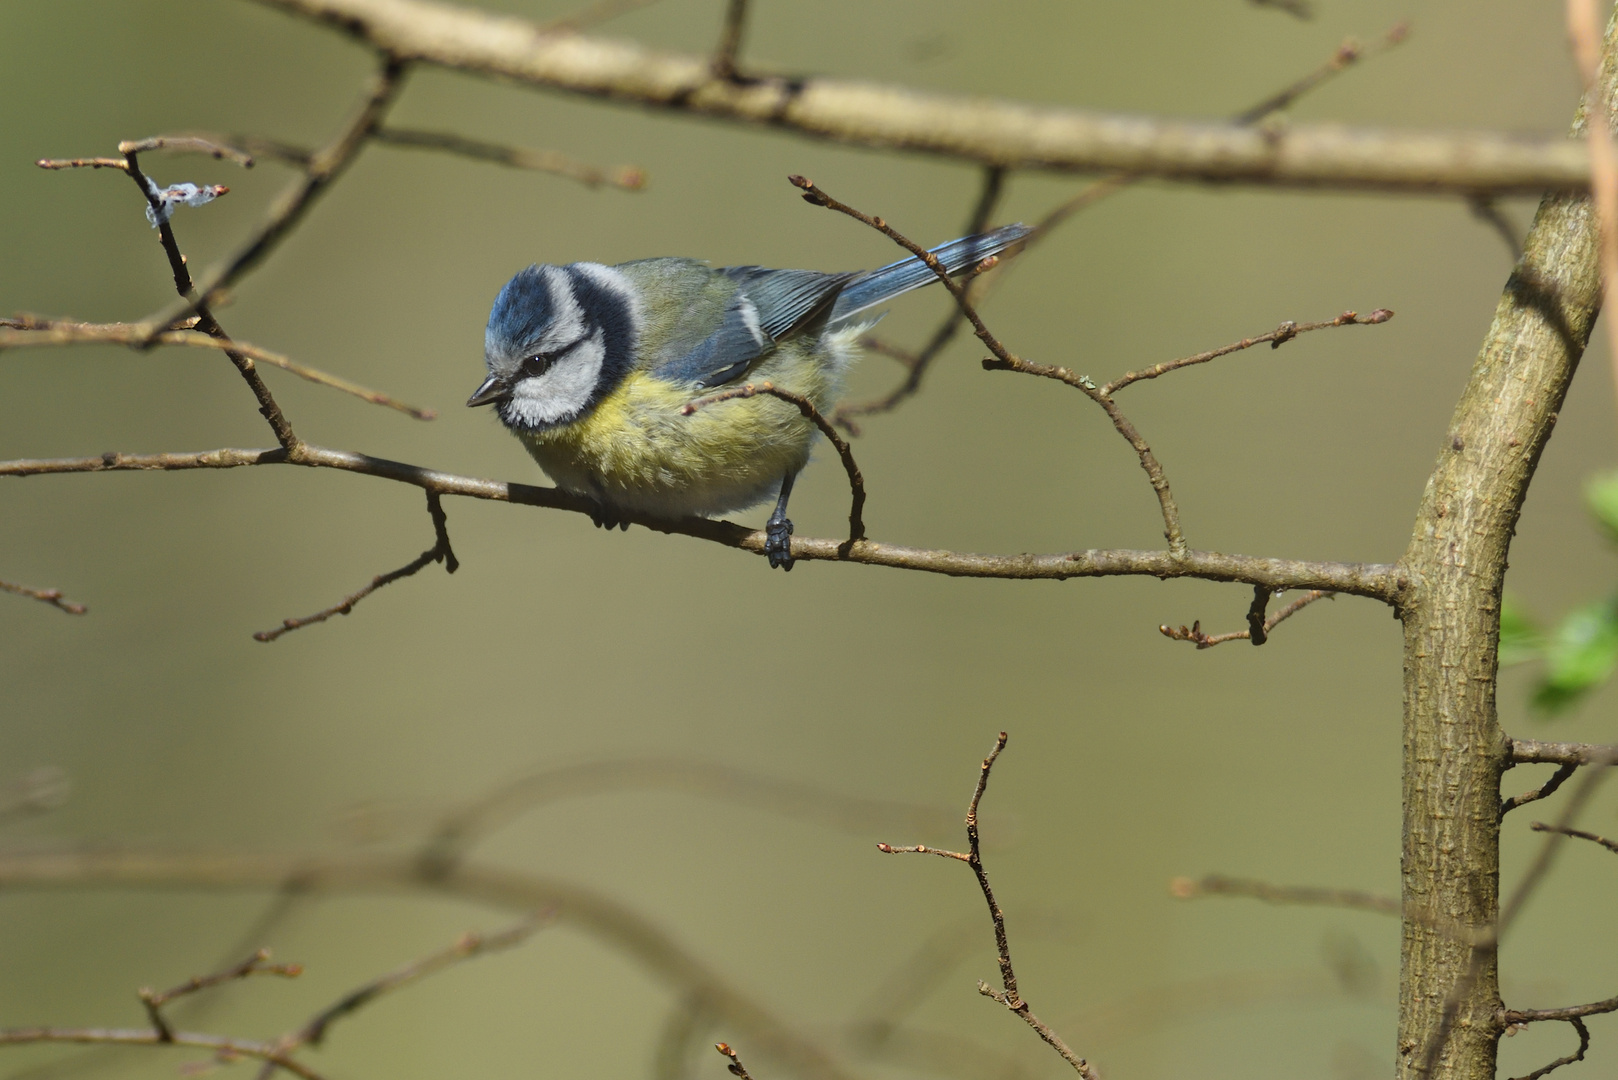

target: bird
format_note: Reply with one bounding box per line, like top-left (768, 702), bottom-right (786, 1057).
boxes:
top-left (467, 222), bottom-right (1031, 570)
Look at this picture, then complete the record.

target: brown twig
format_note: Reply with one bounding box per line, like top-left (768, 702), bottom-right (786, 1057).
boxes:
top-left (879, 733), bottom-right (1098, 1080)
top-left (0, 1029), bottom-right (324, 1080)
top-left (0, 444), bottom-right (1403, 598)
top-left (714, 1042), bottom-right (756, 1080)
top-left (1168, 874), bottom-right (1400, 915)
top-left (254, 490), bottom-right (457, 641)
top-left (138, 951), bottom-right (302, 1043)
top-left (711, 0), bottom-right (749, 80)
top-left (1506, 1017), bottom-right (1589, 1080)
top-left (833, 166), bottom-right (1006, 430)
top-left (1504, 998), bottom-right (1618, 1024)
top-left (0, 578), bottom-right (87, 615)
top-left (1529, 820), bottom-right (1618, 853)
top-left (372, 127), bottom-right (646, 188)
top-left (0, 319), bottom-right (435, 420)
top-left (1160, 589), bottom-right (1335, 648)
top-left (1102, 310), bottom-right (1394, 395)
top-left (1501, 763), bottom-right (1579, 818)
top-left (144, 55), bottom-right (410, 337)
top-left (251, 914), bottom-right (549, 1079)
top-left (683, 381), bottom-right (865, 547)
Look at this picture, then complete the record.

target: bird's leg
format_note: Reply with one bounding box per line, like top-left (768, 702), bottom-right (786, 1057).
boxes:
top-left (765, 471), bottom-right (798, 571)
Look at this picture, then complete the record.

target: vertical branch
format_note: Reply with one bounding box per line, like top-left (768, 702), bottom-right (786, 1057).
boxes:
top-left (711, 0), bottom-right (749, 80)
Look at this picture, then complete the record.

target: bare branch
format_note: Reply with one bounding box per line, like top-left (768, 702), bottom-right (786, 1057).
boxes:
top-left (138, 951), bottom-right (302, 1042)
top-left (1169, 874), bottom-right (1400, 915)
top-left (0, 578), bottom-right (87, 616)
top-left (252, 0), bottom-right (1589, 195)
top-left (1160, 589), bottom-right (1335, 648)
top-left (710, 0), bottom-right (749, 81)
top-left (1505, 1017), bottom-right (1589, 1080)
top-left (0, 1029), bottom-right (325, 1080)
top-left (253, 490), bottom-right (457, 641)
top-left (1102, 310), bottom-right (1394, 395)
top-left (1234, 25), bottom-right (1411, 125)
top-left (373, 127), bottom-right (645, 188)
top-left (684, 381), bottom-right (865, 547)
top-left (1511, 739), bottom-right (1618, 765)
top-left (880, 733), bottom-right (1098, 1080)
top-left (1529, 820), bottom-right (1618, 853)
top-left (1504, 998), bottom-right (1618, 1023)
top-left (0, 320), bottom-right (435, 420)
top-left (1568, 0), bottom-right (1618, 421)
top-left (1502, 763), bottom-right (1578, 817)
top-left (0, 443), bottom-right (1403, 598)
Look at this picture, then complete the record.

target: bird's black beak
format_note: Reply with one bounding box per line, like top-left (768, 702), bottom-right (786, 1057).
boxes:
top-left (466, 374), bottom-right (509, 408)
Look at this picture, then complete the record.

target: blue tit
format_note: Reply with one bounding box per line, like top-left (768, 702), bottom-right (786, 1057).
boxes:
top-left (467, 222), bottom-right (1031, 569)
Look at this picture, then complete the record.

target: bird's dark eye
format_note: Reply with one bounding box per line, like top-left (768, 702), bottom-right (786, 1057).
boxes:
top-left (521, 354), bottom-right (553, 378)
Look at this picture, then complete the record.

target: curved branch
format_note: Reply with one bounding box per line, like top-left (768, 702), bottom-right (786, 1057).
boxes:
top-left (251, 0), bottom-right (1588, 195)
top-left (0, 445), bottom-right (1401, 599)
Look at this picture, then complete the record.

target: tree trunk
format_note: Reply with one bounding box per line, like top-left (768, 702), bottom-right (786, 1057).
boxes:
top-left (1396, 20), bottom-right (1615, 1079)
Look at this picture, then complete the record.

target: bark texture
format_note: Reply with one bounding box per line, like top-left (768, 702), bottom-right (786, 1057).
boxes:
top-left (1395, 20), bottom-right (1617, 1079)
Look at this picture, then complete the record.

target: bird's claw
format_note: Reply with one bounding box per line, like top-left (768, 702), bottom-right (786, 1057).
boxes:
top-left (765, 517), bottom-right (795, 571)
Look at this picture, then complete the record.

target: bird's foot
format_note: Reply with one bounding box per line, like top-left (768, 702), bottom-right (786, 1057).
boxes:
top-left (589, 504), bottom-right (630, 531)
top-left (765, 517), bottom-right (795, 571)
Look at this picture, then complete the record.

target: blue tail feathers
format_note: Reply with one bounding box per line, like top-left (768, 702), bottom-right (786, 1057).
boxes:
top-left (829, 223), bottom-right (1031, 324)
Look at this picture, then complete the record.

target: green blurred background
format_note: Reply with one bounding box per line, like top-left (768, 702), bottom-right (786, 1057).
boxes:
top-left (2, 1), bottom-right (1617, 1078)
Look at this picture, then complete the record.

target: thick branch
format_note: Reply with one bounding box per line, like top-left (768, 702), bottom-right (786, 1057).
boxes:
top-left (1511, 739), bottom-right (1618, 765)
top-left (0, 444), bottom-right (1400, 598)
top-left (251, 0), bottom-right (1588, 195)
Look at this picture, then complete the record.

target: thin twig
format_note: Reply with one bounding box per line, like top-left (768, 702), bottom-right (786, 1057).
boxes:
top-left (253, 913), bottom-right (549, 1079)
top-left (0, 578), bottom-right (87, 615)
top-left (0, 320), bottom-right (435, 420)
top-left (1103, 310), bottom-right (1394, 395)
top-left (1502, 763), bottom-right (1578, 818)
top-left (1529, 820), bottom-right (1618, 853)
top-left (683, 381), bottom-right (865, 547)
top-left (138, 951), bottom-right (302, 1043)
top-left (1160, 590), bottom-right (1335, 648)
top-left (1168, 874), bottom-right (1400, 915)
top-left (1504, 998), bottom-right (1618, 1023)
top-left (1469, 196), bottom-right (1525, 261)
top-left (711, 0), bottom-right (749, 80)
top-left (880, 733), bottom-right (1099, 1080)
top-left (373, 127), bottom-right (646, 188)
top-left (253, 490), bottom-right (457, 641)
top-left (1506, 1017), bottom-right (1589, 1080)
top-left (0, 444), bottom-right (1403, 598)
top-left (714, 1042), bottom-right (756, 1080)
top-left (833, 166), bottom-right (1006, 430)
top-left (0, 1029), bottom-right (324, 1080)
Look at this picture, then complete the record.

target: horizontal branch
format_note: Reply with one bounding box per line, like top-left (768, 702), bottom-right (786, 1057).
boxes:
top-left (1511, 739), bottom-right (1618, 765)
top-left (252, 0), bottom-right (1589, 195)
top-left (0, 847), bottom-right (861, 1080)
top-left (0, 1028), bottom-right (324, 1080)
top-left (0, 444), bottom-right (1401, 599)
top-left (1169, 874), bottom-right (1400, 915)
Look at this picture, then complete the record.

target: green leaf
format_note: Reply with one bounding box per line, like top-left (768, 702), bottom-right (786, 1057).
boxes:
top-left (1585, 470), bottom-right (1618, 542)
top-left (1498, 596), bottom-right (1542, 666)
top-left (1532, 596), bottom-right (1618, 716)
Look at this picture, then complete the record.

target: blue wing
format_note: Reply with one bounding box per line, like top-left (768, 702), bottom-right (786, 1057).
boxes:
top-left (829, 223), bottom-right (1031, 325)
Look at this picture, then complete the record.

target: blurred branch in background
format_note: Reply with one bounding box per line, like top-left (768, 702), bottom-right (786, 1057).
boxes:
top-left (250, 0), bottom-right (1586, 195)
top-left (0, 579), bottom-right (86, 616)
top-left (0, 919), bottom-right (545, 1080)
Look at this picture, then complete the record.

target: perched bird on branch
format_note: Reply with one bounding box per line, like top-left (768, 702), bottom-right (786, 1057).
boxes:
top-left (467, 223), bottom-right (1030, 569)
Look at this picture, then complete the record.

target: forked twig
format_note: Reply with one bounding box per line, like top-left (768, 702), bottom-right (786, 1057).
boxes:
top-left (879, 733), bottom-right (1099, 1080)
top-left (1160, 589), bottom-right (1335, 648)
top-left (254, 491), bottom-right (459, 642)
top-left (138, 950), bottom-right (302, 1043)
top-left (683, 381), bottom-right (866, 548)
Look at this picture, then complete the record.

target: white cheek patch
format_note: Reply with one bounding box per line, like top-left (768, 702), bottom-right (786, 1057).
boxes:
top-left (538, 266), bottom-right (586, 354)
top-left (506, 328), bottom-right (606, 426)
